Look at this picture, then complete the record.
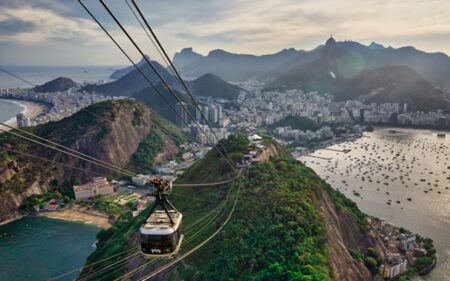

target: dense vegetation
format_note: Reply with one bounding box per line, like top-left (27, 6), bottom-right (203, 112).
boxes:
top-left (131, 114), bottom-right (186, 173)
top-left (132, 133), bottom-right (163, 172)
top-left (176, 134), bottom-right (250, 184)
top-left (79, 205), bottom-right (153, 280)
top-left (176, 156), bottom-right (330, 281)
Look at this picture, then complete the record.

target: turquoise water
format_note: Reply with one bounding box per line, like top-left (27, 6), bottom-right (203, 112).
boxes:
top-left (0, 99), bottom-right (25, 123)
top-left (0, 217), bottom-right (100, 281)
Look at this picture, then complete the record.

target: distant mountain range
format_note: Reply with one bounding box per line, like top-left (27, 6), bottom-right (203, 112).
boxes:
top-left (82, 60), bottom-right (244, 120)
top-left (173, 47), bottom-right (299, 81)
top-left (269, 37), bottom-right (450, 112)
top-left (33, 77), bottom-right (77, 93)
top-left (82, 59), bottom-right (182, 97)
top-left (173, 41), bottom-right (450, 93)
top-left (108, 56), bottom-right (149, 80)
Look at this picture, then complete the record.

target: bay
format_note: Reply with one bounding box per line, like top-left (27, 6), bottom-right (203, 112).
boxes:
top-left (0, 217), bottom-right (100, 281)
top-left (299, 128), bottom-right (450, 281)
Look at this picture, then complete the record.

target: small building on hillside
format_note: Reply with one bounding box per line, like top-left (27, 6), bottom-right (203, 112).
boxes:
top-left (73, 177), bottom-right (114, 200)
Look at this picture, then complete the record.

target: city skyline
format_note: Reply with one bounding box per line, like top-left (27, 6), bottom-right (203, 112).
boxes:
top-left (0, 0), bottom-right (449, 66)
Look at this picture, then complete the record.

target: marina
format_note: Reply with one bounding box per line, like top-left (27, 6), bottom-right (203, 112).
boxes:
top-left (298, 128), bottom-right (450, 281)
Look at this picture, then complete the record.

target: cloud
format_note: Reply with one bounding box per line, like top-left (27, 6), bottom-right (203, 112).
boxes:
top-left (0, 5), bottom-right (105, 44)
top-left (0, 0), bottom-right (450, 65)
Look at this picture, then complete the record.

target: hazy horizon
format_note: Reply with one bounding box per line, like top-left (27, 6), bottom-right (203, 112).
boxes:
top-left (0, 0), bottom-right (449, 66)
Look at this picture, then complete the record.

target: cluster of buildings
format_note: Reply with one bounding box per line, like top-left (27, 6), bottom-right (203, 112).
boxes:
top-left (34, 198), bottom-right (66, 212)
top-left (0, 86), bottom-right (124, 127)
top-left (346, 100), bottom-right (450, 128)
top-left (15, 113), bottom-right (32, 128)
top-left (370, 218), bottom-right (431, 279)
top-left (274, 126), bottom-right (333, 143)
top-left (176, 100), bottom-right (227, 128)
top-left (73, 177), bottom-right (114, 200)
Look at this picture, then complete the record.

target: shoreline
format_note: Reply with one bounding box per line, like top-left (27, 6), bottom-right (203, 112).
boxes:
top-left (0, 215), bottom-right (24, 226)
top-left (38, 206), bottom-right (112, 229)
top-left (0, 98), bottom-right (48, 130)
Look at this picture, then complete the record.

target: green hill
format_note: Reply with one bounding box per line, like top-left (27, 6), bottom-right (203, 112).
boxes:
top-left (33, 77), bottom-right (77, 93)
top-left (78, 135), bottom-right (391, 280)
top-left (0, 100), bottom-right (185, 222)
top-left (190, 73), bottom-right (244, 100)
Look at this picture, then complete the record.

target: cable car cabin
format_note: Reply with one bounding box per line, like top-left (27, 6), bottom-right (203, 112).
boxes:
top-left (140, 210), bottom-right (183, 258)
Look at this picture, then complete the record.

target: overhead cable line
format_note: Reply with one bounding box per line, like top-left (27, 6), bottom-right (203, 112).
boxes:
top-left (0, 66), bottom-right (35, 87)
top-left (48, 247), bottom-right (139, 280)
top-left (0, 65), bottom-right (120, 123)
top-left (129, 0), bottom-right (236, 170)
top-left (0, 122), bottom-right (136, 177)
top-left (137, 171), bottom-right (244, 280)
top-left (173, 170), bottom-right (242, 187)
top-left (77, 0), bottom-right (191, 130)
top-left (0, 127), bottom-right (136, 177)
top-left (0, 147), bottom-right (104, 177)
top-left (96, 0), bottom-right (236, 171)
top-left (123, 0), bottom-right (177, 79)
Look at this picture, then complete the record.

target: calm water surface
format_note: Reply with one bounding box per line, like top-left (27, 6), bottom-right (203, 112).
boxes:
top-left (299, 128), bottom-right (450, 281)
top-left (0, 99), bottom-right (24, 123)
top-left (0, 217), bottom-right (100, 281)
top-left (0, 65), bottom-right (122, 88)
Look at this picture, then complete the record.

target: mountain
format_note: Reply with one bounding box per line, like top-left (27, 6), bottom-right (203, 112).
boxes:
top-left (190, 73), bottom-right (244, 99)
top-left (33, 77), bottom-right (77, 93)
top-left (174, 47), bottom-right (300, 81)
top-left (173, 47), bottom-right (204, 69)
top-left (80, 135), bottom-right (394, 280)
top-left (274, 38), bottom-right (450, 92)
top-left (109, 55), bottom-right (149, 80)
top-left (337, 65), bottom-right (449, 112)
top-left (132, 82), bottom-right (193, 123)
top-left (368, 42), bottom-right (385, 50)
top-left (270, 38), bottom-right (450, 112)
top-left (82, 60), bottom-right (182, 97)
top-left (0, 100), bottom-right (185, 222)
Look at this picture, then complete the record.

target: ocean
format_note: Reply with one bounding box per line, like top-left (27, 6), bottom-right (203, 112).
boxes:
top-left (0, 217), bottom-right (100, 281)
top-left (0, 65), bottom-right (123, 89)
top-left (0, 99), bottom-right (26, 124)
top-left (299, 128), bottom-right (450, 280)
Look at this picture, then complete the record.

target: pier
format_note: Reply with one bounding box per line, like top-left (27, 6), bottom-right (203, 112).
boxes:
top-left (301, 155), bottom-right (332, 160)
top-left (322, 148), bottom-right (351, 153)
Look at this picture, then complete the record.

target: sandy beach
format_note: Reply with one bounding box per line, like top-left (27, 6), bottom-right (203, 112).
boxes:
top-left (39, 205), bottom-right (112, 229)
top-left (1, 99), bottom-right (48, 130)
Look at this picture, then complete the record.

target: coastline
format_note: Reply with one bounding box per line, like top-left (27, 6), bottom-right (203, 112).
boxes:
top-left (38, 205), bottom-right (112, 229)
top-left (0, 215), bottom-right (24, 226)
top-left (0, 98), bottom-right (47, 130)
top-left (298, 127), bottom-right (446, 280)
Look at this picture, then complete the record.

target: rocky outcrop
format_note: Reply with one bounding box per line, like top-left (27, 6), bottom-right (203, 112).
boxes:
top-left (0, 100), bottom-right (184, 224)
top-left (0, 177), bottom-right (46, 222)
top-left (319, 190), bottom-right (385, 281)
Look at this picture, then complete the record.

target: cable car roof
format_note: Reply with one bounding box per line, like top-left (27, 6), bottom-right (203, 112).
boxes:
top-left (140, 210), bottom-right (182, 235)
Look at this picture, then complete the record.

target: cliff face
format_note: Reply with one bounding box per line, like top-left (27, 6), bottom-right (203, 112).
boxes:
top-left (319, 190), bottom-right (384, 281)
top-left (0, 100), bottom-right (184, 223)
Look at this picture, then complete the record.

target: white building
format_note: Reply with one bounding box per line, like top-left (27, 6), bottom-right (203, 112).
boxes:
top-left (73, 177), bottom-right (114, 200)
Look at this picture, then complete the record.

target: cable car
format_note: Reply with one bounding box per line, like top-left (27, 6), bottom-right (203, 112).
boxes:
top-left (140, 177), bottom-right (183, 258)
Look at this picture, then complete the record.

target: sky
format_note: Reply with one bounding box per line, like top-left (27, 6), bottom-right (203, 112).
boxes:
top-left (0, 0), bottom-right (449, 66)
